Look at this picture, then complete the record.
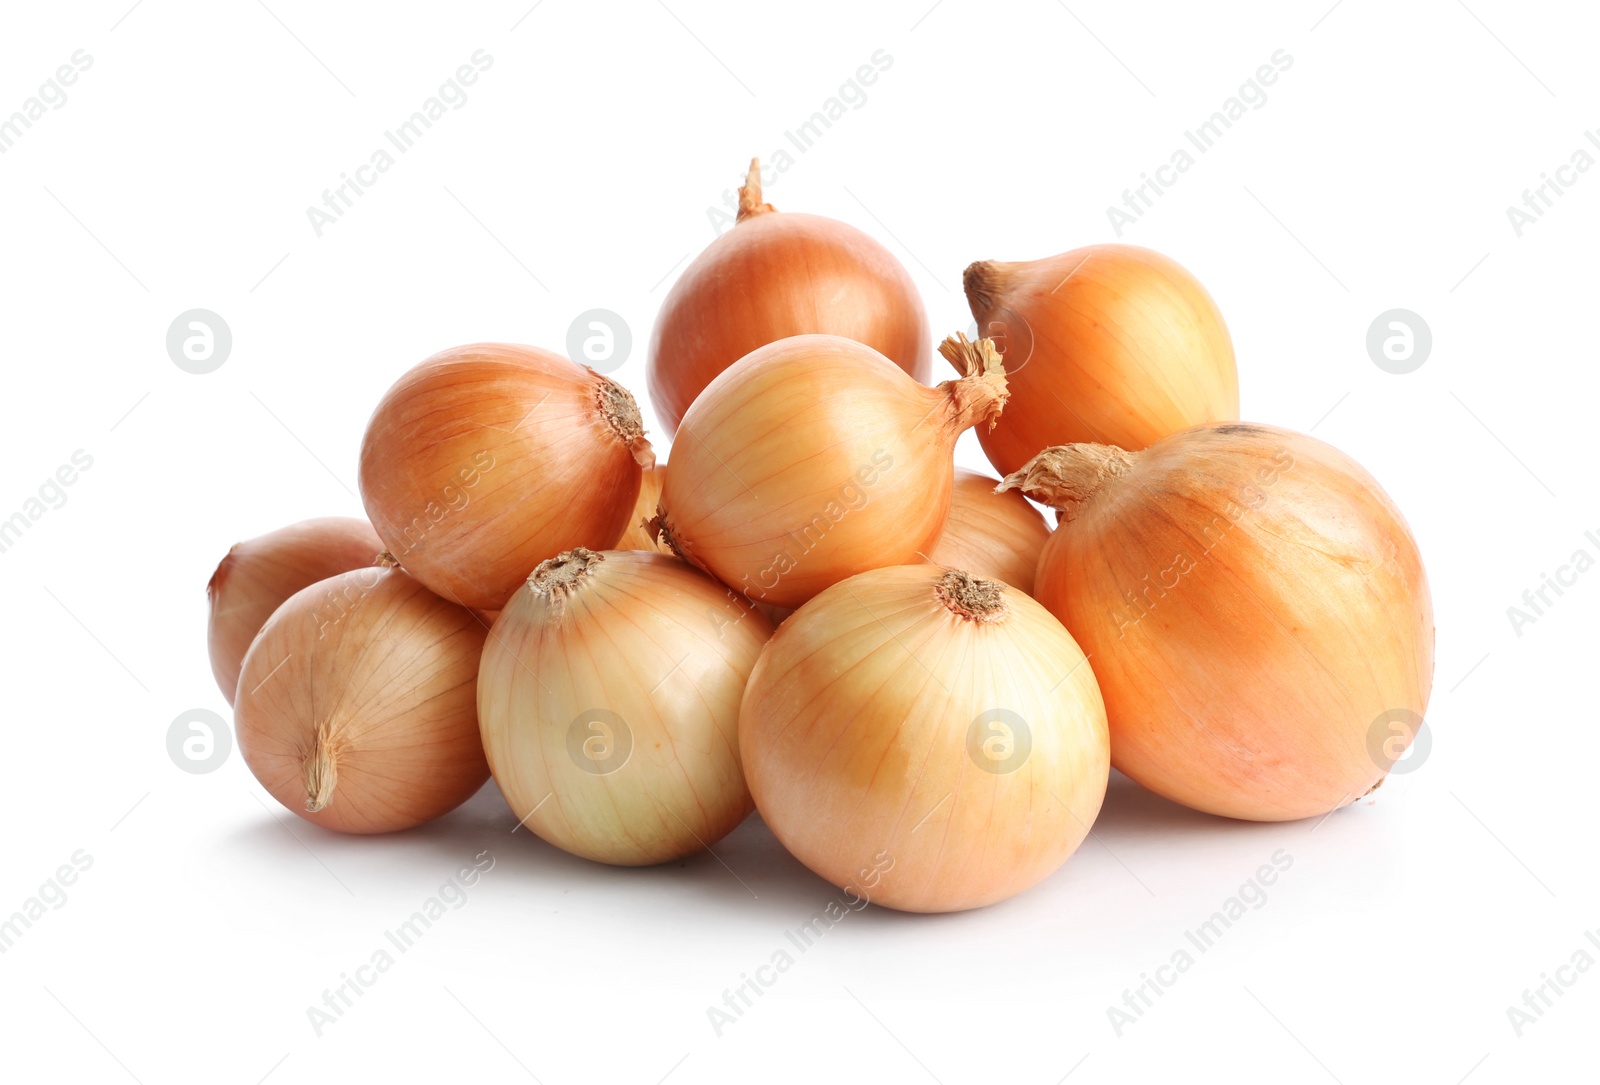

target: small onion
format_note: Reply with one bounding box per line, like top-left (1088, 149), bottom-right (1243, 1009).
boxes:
top-left (206, 517), bottom-right (383, 704)
top-left (927, 467), bottom-right (1050, 593)
top-left (962, 244), bottom-right (1238, 476)
top-left (359, 343), bottom-right (654, 611)
top-left (614, 463), bottom-right (668, 552)
top-left (1001, 423), bottom-right (1434, 821)
top-left (740, 565), bottom-right (1110, 913)
top-left (235, 563), bottom-right (490, 833)
top-left (647, 159), bottom-right (932, 435)
top-left (478, 548), bottom-right (773, 865)
top-left (654, 333), bottom-right (1008, 610)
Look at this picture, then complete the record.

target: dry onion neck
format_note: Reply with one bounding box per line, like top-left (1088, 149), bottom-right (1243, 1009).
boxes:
top-left (998, 444), bottom-right (1138, 522)
top-left (529, 547), bottom-right (604, 608)
top-left (736, 157), bottom-right (776, 222)
top-left (962, 260), bottom-right (1001, 314)
top-left (934, 569), bottom-right (1009, 623)
top-left (935, 334), bottom-right (1010, 434)
top-left (596, 379), bottom-right (656, 468)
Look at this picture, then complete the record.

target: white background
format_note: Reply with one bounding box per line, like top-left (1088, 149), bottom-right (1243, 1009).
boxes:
top-left (1, 1), bottom-right (1595, 1082)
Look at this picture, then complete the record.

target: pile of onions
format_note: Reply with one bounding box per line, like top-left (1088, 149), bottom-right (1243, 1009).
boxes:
top-left (359, 343), bottom-right (654, 610)
top-left (654, 333), bottom-right (1008, 609)
top-left (206, 517), bottom-right (382, 704)
top-left (1000, 423), bottom-right (1434, 821)
top-left (478, 548), bottom-right (772, 864)
top-left (234, 561), bottom-right (490, 833)
top-left (963, 244), bottom-right (1238, 476)
top-left (647, 159), bottom-right (931, 436)
top-left (740, 565), bottom-right (1109, 913)
top-left (927, 467), bottom-right (1050, 593)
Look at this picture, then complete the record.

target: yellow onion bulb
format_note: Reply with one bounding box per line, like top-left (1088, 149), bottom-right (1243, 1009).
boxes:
top-left (206, 517), bottom-right (383, 704)
top-left (963, 244), bottom-right (1238, 476)
top-left (478, 548), bottom-right (773, 865)
top-left (654, 333), bottom-right (1008, 610)
top-left (234, 564), bottom-right (490, 833)
top-left (1001, 423), bottom-right (1434, 821)
top-left (647, 159), bottom-right (931, 435)
top-left (740, 565), bottom-right (1109, 913)
top-left (614, 463), bottom-right (668, 552)
top-left (927, 467), bottom-right (1051, 593)
top-left (359, 343), bottom-right (654, 611)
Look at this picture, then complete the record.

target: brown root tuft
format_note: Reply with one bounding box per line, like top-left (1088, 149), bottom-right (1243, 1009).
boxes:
top-left (935, 569), bottom-right (1009, 623)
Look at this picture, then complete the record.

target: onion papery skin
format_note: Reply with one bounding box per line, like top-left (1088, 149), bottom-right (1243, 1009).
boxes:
top-left (615, 463), bottom-right (668, 552)
top-left (478, 549), bottom-right (773, 866)
top-left (1006, 423), bottom-right (1433, 822)
top-left (740, 565), bottom-right (1110, 913)
top-left (235, 566), bottom-right (490, 834)
top-left (655, 333), bottom-right (1007, 610)
top-left (207, 517), bottom-right (383, 705)
top-left (647, 160), bottom-right (931, 436)
top-left (927, 468), bottom-right (1050, 593)
top-left (359, 343), bottom-right (654, 611)
top-left (963, 244), bottom-right (1238, 476)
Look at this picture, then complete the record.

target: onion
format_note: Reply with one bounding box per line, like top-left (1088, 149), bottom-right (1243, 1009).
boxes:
top-left (614, 463), bottom-right (667, 552)
top-left (234, 562), bottom-right (490, 833)
top-left (478, 548), bottom-right (773, 865)
top-left (962, 244), bottom-right (1238, 476)
top-left (927, 467), bottom-right (1050, 593)
top-left (206, 517), bottom-right (383, 704)
top-left (1000, 423), bottom-right (1434, 821)
top-left (647, 159), bottom-right (931, 435)
top-left (359, 343), bottom-right (654, 610)
top-left (654, 333), bottom-right (1008, 609)
top-left (740, 565), bottom-right (1109, 913)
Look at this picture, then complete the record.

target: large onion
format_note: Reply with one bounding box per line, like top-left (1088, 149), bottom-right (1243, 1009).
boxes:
top-left (206, 517), bottom-right (383, 704)
top-left (647, 159), bottom-right (931, 435)
top-left (740, 565), bottom-right (1110, 913)
top-left (359, 343), bottom-right (654, 610)
top-left (654, 333), bottom-right (1007, 609)
top-left (235, 563), bottom-right (490, 833)
top-left (927, 467), bottom-right (1050, 593)
top-left (478, 548), bottom-right (772, 865)
top-left (963, 244), bottom-right (1238, 476)
top-left (1001, 423), bottom-right (1433, 821)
